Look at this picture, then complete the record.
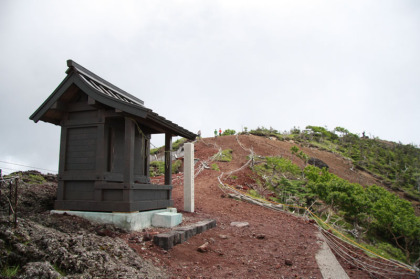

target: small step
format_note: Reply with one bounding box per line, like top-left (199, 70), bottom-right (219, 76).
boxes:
top-left (152, 212), bottom-right (183, 228)
top-left (153, 219), bottom-right (217, 250)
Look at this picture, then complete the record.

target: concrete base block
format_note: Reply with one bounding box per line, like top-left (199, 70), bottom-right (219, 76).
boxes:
top-left (152, 212), bottom-right (183, 228)
top-left (51, 208), bottom-right (177, 231)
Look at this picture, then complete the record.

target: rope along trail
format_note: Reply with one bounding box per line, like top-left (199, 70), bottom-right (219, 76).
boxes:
top-left (213, 135), bottom-right (416, 278)
top-left (151, 136), bottom-right (416, 277)
top-left (150, 138), bottom-right (222, 185)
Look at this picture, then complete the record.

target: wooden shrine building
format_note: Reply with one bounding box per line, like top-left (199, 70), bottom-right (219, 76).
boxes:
top-left (30, 60), bottom-right (196, 212)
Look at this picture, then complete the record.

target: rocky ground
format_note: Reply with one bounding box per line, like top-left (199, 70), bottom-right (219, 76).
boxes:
top-left (0, 177), bottom-right (168, 278)
top-left (0, 135), bottom-right (417, 278)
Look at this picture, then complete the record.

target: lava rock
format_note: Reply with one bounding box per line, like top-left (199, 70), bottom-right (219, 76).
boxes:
top-left (285, 259), bottom-right (293, 266)
top-left (230, 221), bottom-right (249, 228)
top-left (197, 242), bottom-right (209, 253)
top-left (308, 158), bottom-right (329, 169)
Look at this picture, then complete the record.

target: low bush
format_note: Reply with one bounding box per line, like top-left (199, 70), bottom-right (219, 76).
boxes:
top-left (222, 129), bottom-right (236, 136)
top-left (216, 149), bottom-right (233, 162)
top-left (211, 163), bottom-right (220, 171)
top-left (149, 160), bottom-right (182, 177)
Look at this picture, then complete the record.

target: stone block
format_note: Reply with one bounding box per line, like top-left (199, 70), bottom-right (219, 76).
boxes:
top-left (174, 227), bottom-right (194, 241)
top-left (196, 219), bottom-right (217, 232)
top-left (153, 231), bottom-right (179, 250)
top-left (153, 219), bottom-right (217, 250)
top-left (196, 224), bottom-right (204, 234)
top-left (187, 225), bottom-right (198, 236)
top-left (174, 230), bottom-right (185, 244)
top-left (152, 212), bottom-right (182, 228)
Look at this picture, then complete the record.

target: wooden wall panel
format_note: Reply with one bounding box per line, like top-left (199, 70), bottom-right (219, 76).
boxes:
top-left (64, 181), bottom-right (94, 200)
top-left (68, 110), bottom-right (97, 121)
top-left (103, 189), bottom-right (123, 201)
top-left (106, 118), bottom-right (125, 174)
top-left (65, 126), bottom-right (97, 170)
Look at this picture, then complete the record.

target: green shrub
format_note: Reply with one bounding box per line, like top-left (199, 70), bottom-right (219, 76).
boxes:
top-left (290, 126), bottom-right (300, 135)
top-left (222, 129), bottom-right (236, 136)
top-left (263, 156), bottom-right (301, 177)
top-left (374, 242), bottom-right (407, 263)
top-left (150, 147), bottom-right (161, 155)
top-left (150, 161), bottom-right (165, 177)
top-left (252, 155), bottom-right (420, 263)
top-left (211, 163), bottom-right (220, 171)
top-left (149, 160), bottom-right (182, 177)
top-left (306, 165), bottom-right (420, 262)
top-left (172, 160), bottom-right (182, 174)
top-left (216, 149), bottom-right (233, 162)
top-left (27, 173), bottom-right (46, 184)
top-left (172, 138), bottom-right (187, 151)
top-left (248, 189), bottom-right (262, 199)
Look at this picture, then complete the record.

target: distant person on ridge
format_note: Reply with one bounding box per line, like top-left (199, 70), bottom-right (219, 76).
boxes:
top-left (219, 128), bottom-right (222, 136)
top-left (197, 130), bottom-right (201, 140)
top-left (214, 129), bottom-right (217, 138)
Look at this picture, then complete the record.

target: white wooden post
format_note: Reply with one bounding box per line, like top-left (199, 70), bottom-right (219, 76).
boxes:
top-left (184, 143), bottom-right (194, 212)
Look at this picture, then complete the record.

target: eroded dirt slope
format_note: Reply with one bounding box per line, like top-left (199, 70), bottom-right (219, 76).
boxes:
top-left (132, 135), bottom-right (415, 278)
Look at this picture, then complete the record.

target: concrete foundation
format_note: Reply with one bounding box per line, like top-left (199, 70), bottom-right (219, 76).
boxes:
top-left (51, 208), bottom-right (178, 231)
top-left (152, 212), bottom-right (183, 228)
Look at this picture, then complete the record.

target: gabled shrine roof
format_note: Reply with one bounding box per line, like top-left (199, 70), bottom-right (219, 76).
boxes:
top-left (68, 60), bottom-right (144, 107)
top-left (30, 60), bottom-right (196, 140)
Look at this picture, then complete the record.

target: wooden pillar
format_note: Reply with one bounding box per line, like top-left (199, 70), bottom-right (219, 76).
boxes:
top-left (95, 112), bottom-right (106, 175)
top-left (56, 126), bottom-right (67, 201)
top-left (95, 111), bottom-right (105, 202)
top-left (123, 118), bottom-right (135, 200)
top-left (164, 133), bottom-right (172, 185)
top-left (144, 134), bottom-right (151, 181)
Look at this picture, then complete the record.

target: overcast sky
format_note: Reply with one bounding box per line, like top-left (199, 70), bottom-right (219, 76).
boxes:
top-left (1, 0), bottom-right (419, 174)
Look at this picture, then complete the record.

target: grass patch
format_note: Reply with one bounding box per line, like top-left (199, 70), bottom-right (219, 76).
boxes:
top-left (365, 241), bottom-right (407, 263)
top-left (150, 147), bottom-right (161, 155)
top-left (1, 265), bottom-right (19, 278)
top-left (150, 161), bottom-right (165, 177)
top-left (216, 149), bottom-right (233, 162)
top-left (28, 173), bottom-right (46, 184)
top-left (172, 138), bottom-right (187, 151)
top-left (172, 160), bottom-right (182, 174)
top-left (248, 189), bottom-right (263, 199)
top-left (211, 164), bottom-right (220, 171)
top-left (53, 263), bottom-right (67, 276)
top-left (149, 160), bottom-right (182, 177)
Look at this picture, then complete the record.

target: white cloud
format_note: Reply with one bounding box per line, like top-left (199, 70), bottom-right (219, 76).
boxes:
top-left (0, 0), bottom-right (419, 172)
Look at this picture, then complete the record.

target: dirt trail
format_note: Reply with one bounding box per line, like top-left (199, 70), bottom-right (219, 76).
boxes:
top-left (127, 135), bottom-right (416, 279)
top-left (144, 135), bottom-right (324, 278)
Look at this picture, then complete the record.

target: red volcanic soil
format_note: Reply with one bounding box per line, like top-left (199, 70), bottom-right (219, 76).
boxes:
top-left (123, 135), bottom-right (416, 279)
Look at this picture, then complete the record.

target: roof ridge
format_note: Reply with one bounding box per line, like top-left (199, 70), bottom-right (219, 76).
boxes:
top-left (66, 59), bottom-right (144, 106)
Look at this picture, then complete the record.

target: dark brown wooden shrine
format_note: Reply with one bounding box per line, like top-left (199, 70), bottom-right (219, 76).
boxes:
top-left (30, 60), bottom-right (196, 212)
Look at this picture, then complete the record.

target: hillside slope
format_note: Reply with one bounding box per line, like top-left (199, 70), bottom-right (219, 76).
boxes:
top-left (137, 135), bottom-right (417, 278)
top-left (1, 135), bottom-right (417, 278)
